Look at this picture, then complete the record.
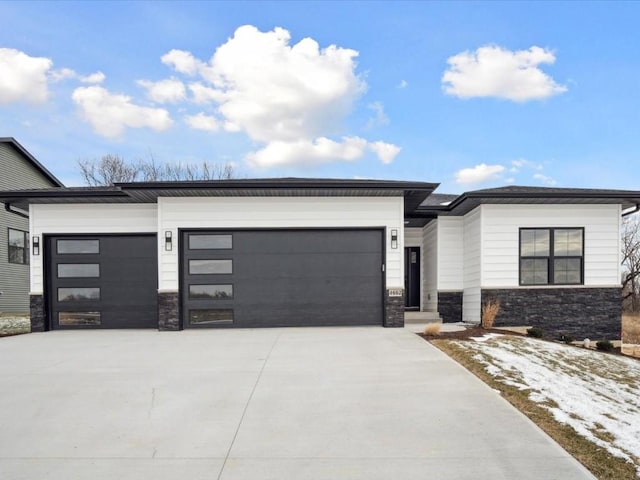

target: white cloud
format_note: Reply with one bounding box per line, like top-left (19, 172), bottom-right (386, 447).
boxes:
top-left (72, 85), bottom-right (173, 138)
top-left (398, 79), bottom-right (408, 89)
top-left (161, 25), bottom-right (396, 167)
top-left (50, 67), bottom-right (77, 81)
top-left (442, 45), bottom-right (567, 102)
top-left (80, 71), bottom-right (105, 84)
top-left (510, 158), bottom-right (544, 172)
top-left (185, 112), bottom-right (220, 132)
top-left (368, 141), bottom-right (400, 164)
top-left (137, 78), bottom-right (186, 103)
top-left (188, 82), bottom-right (223, 104)
top-left (161, 49), bottom-right (203, 76)
top-left (0, 48), bottom-right (52, 104)
top-left (455, 163), bottom-right (506, 184)
top-left (366, 101), bottom-right (389, 129)
top-left (533, 173), bottom-right (557, 186)
top-left (246, 136), bottom-right (368, 168)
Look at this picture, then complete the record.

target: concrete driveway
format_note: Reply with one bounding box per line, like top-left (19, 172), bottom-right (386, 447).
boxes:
top-left (0, 327), bottom-right (593, 480)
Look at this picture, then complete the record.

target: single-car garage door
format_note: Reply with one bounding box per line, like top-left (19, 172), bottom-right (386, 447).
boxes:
top-left (181, 229), bottom-right (384, 328)
top-left (47, 235), bottom-right (158, 329)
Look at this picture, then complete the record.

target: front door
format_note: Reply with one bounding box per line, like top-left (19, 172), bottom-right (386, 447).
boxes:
top-left (404, 247), bottom-right (420, 309)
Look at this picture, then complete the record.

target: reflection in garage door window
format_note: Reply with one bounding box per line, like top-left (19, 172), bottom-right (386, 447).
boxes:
top-left (57, 263), bottom-right (100, 278)
top-left (58, 312), bottom-right (101, 326)
top-left (189, 234), bottom-right (232, 250)
top-left (190, 309), bottom-right (233, 325)
top-left (58, 287), bottom-right (100, 301)
top-left (189, 284), bottom-right (233, 299)
top-left (57, 239), bottom-right (100, 254)
top-left (189, 259), bottom-right (232, 274)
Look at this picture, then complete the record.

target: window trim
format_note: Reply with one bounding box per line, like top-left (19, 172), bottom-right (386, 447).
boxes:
top-left (519, 227), bottom-right (584, 286)
top-left (7, 228), bottom-right (29, 265)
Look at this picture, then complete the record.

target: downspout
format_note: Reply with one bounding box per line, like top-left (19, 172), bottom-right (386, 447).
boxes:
top-left (3, 202), bottom-right (29, 219)
top-left (622, 204), bottom-right (640, 217)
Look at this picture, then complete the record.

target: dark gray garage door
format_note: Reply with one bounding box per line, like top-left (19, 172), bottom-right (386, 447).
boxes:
top-left (181, 229), bottom-right (384, 328)
top-left (47, 235), bottom-right (158, 329)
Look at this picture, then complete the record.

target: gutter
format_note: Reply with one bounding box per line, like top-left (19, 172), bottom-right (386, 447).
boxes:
top-left (4, 202), bottom-right (29, 219)
top-left (622, 204), bottom-right (640, 217)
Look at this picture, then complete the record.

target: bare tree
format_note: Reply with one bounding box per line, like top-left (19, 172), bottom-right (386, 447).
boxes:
top-left (78, 154), bottom-right (237, 186)
top-left (622, 213), bottom-right (640, 312)
top-left (78, 154), bottom-right (141, 186)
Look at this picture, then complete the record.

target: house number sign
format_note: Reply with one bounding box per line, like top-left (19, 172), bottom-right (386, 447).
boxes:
top-left (388, 288), bottom-right (403, 297)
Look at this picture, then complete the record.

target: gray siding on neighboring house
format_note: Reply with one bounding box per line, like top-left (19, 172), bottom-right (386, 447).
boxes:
top-left (0, 142), bottom-right (59, 313)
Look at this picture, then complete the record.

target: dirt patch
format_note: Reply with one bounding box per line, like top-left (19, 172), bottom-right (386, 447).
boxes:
top-left (419, 325), bottom-right (524, 341)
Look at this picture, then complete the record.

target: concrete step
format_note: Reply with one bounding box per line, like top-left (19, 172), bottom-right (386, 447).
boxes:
top-left (404, 311), bottom-right (443, 324)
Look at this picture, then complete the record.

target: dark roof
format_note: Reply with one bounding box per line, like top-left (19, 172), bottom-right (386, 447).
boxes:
top-left (0, 137), bottom-right (64, 187)
top-left (419, 193), bottom-right (458, 207)
top-left (0, 178), bottom-right (438, 214)
top-left (415, 185), bottom-right (640, 217)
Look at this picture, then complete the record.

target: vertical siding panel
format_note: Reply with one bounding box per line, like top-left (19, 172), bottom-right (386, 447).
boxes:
top-left (463, 207), bottom-right (482, 322)
top-left (422, 221), bottom-right (437, 311)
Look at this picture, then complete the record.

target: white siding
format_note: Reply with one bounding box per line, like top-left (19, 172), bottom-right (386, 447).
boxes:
top-left (481, 204), bottom-right (622, 287)
top-left (437, 217), bottom-right (464, 291)
top-left (422, 221), bottom-right (437, 311)
top-left (463, 207), bottom-right (482, 323)
top-left (29, 204), bottom-right (158, 293)
top-left (158, 197), bottom-right (404, 291)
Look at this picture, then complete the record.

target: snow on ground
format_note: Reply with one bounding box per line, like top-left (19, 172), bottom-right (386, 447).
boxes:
top-left (453, 335), bottom-right (640, 476)
top-left (0, 315), bottom-right (30, 335)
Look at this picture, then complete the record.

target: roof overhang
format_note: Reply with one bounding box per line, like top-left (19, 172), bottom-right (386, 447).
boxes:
top-left (0, 178), bottom-right (439, 219)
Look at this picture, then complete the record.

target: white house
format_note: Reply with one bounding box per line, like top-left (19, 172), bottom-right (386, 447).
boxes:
top-left (1, 179), bottom-right (638, 340)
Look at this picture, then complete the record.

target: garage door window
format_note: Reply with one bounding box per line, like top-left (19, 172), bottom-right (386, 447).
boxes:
top-left (189, 234), bottom-right (232, 250)
top-left (57, 263), bottom-right (100, 278)
top-left (57, 239), bottom-right (100, 254)
top-left (190, 309), bottom-right (233, 325)
top-left (189, 284), bottom-right (233, 299)
top-left (189, 259), bottom-right (233, 274)
top-left (58, 287), bottom-right (100, 302)
top-left (58, 312), bottom-right (101, 326)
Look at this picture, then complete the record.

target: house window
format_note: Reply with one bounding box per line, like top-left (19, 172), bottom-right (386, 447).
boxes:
top-left (8, 228), bottom-right (29, 265)
top-left (519, 228), bottom-right (583, 285)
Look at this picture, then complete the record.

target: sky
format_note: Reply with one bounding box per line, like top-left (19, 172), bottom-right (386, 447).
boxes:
top-left (1, 1), bottom-right (639, 192)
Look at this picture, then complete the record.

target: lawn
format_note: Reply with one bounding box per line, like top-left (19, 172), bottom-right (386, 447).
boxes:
top-left (434, 334), bottom-right (640, 480)
top-left (0, 314), bottom-right (30, 336)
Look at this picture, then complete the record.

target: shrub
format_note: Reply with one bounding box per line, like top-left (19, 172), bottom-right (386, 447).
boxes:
top-left (481, 298), bottom-right (501, 329)
top-left (527, 326), bottom-right (544, 338)
top-left (596, 340), bottom-right (614, 352)
top-left (559, 333), bottom-right (575, 344)
top-left (423, 323), bottom-right (441, 336)
top-left (622, 314), bottom-right (640, 345)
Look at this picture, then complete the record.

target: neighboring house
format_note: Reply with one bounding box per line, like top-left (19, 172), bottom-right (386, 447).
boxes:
top-left (0, 138), bottom-right (63, 314)
top-left (0, 179), bottom-right (638, 340)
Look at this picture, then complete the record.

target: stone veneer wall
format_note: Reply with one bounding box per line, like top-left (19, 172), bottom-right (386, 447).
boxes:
top-left (29, 294), bottom-right (45, 332)
top-left (481, 287), bottom-right (622, 340)
top-left (384, 289), bottom-right (405, 327)
top-left (158, 291), bottom-right (180, 331)
top-left (437, 291), bottom-right (463, 323)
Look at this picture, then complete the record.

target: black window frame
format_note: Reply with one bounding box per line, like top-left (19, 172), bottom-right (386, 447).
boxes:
top-left (519, 227), bottom-right (584, 286)
top-left (8, 228), bottom-right (29, 265)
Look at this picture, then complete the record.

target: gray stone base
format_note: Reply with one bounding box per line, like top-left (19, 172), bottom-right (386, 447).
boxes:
top-left (29, 294), bottom-right (46, 332)
top-left (158, 291), bottom-right (180, 331)
top-left (437, 291), bottom-right (463, 323)
top-left (482, 287), bottom-right (622, 340)
top-left (384, 289), bottom-right (405, 327)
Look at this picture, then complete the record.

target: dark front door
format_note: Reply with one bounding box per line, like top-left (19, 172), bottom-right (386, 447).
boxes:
top-left (404, 247), bottom-right (420, 309)
top-left (47, 235), bottom-right (158, 329)
top-left (181, 229), bottom-right (384, 328)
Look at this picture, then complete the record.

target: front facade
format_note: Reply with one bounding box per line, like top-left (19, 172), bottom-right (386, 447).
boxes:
top-left (1, 180), bottom-right (638, 339)
top-left (0, 138), bottom-right (63, 313)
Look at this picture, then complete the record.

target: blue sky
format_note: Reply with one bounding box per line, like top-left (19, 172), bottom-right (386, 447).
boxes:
top-left (1, 1), bottom-right (639, 192)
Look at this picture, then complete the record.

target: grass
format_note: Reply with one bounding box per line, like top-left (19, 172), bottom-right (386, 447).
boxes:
top-left (481, 298), bottom-right (500, 329)
top-left (622, 314), bottom-right (640, 358)
top-left (433, 339), bottom-right (638, 480)
top-left (0, 314), bottom-right (30, 337)
top-left (423, 322), bottom-right (441, 336)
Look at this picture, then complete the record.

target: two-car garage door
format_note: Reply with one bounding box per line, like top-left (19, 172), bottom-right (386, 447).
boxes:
top-left (46, 229), bottom-right (384, 329)
top-left (181, 229), bottom-right (384, 328)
